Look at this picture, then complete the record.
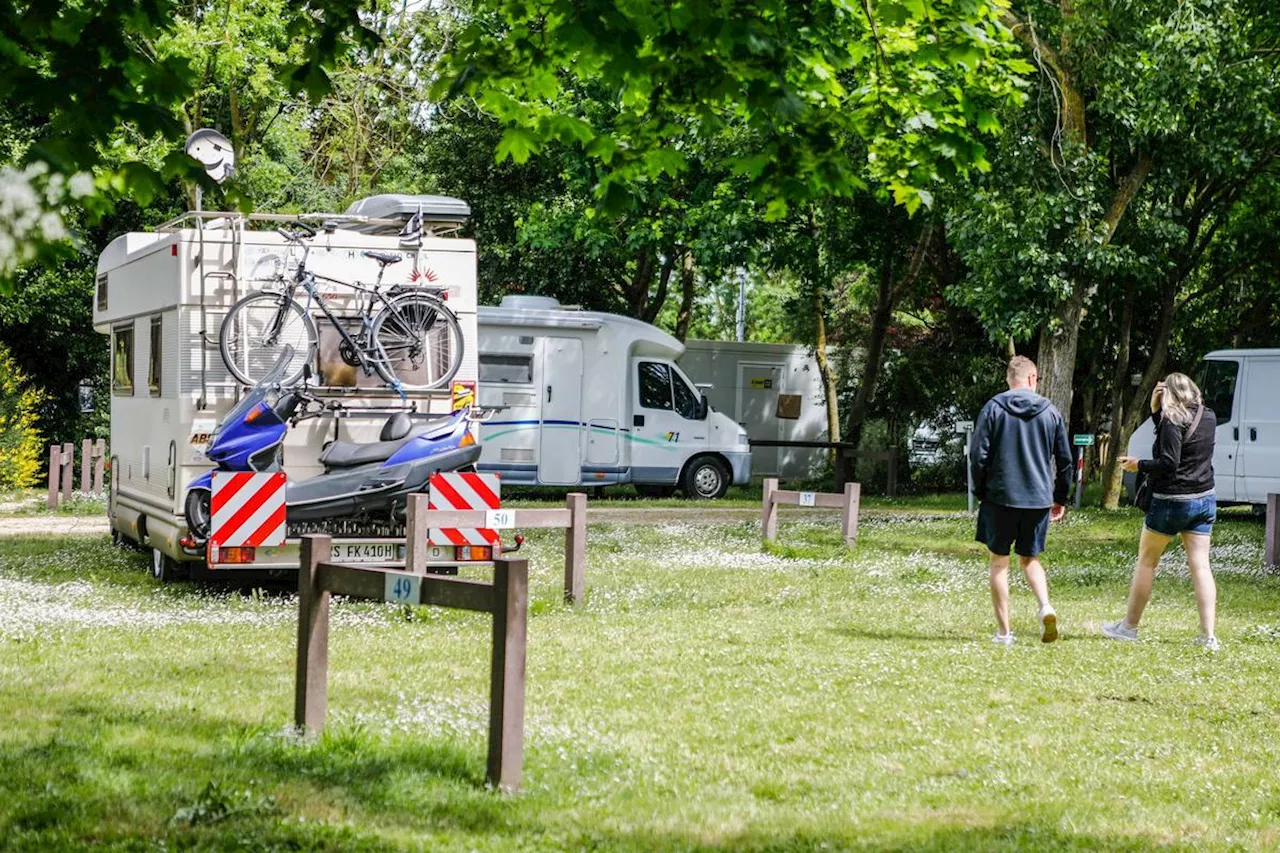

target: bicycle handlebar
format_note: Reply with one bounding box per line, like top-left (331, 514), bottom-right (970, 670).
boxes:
top-left (276, 221), bottom-right (317, 243)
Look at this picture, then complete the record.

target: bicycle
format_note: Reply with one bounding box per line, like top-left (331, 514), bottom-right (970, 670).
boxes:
top-left (218, 222), bottom-right (464, 391)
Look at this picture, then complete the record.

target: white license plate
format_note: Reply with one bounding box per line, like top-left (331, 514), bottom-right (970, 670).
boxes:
top-left (331, 543), bottom-right (402, 563)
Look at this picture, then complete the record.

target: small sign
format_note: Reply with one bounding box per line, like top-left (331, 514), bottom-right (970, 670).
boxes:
top-left (1073, 434), bottom-right (1095, 446)
top-left (956, 420), bottom-right (974, 432)
top-left (798, 491), bottom-right (816, 507)
top-left (485, 509), bottom-right (516, 529)
top-left (385, 573), bottom-right (421, 604)
top-left (750, 377), bottom-right (774, 390)
top-left (451, 380), bottom-right (476, 411)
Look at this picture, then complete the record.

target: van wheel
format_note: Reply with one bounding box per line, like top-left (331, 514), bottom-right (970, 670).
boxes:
top-left (635, 484), bottom-right (677, 498)
top-left (682, 456), bottom-right (730, 500)
top-left (151, 549), bottom-right (181, 583)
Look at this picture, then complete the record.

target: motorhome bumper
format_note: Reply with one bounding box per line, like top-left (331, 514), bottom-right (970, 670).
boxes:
top-left (724, 451), bottom-right (751, 485)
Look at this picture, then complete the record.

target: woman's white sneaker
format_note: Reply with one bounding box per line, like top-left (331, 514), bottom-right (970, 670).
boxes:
top-left (1101, 619), bottom-right (1139, 641)
top-left (1039, 604), bottom-right (1059, 643)
top-left (992, 632), bottom-right (1015, 646)
top-left (1193, 635), bottom-right (1221, 652)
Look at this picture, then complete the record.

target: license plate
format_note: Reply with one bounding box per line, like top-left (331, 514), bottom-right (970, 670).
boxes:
top-left (331, 543), bottom-right (402, 563)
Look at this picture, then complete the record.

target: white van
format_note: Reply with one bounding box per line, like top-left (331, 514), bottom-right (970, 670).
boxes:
top-left (95, 196), bottom-right (483, 578)
top-left (1126, 349), bottom-right (1280, 506)
top-left (476, 297), bottom-right (751, 497)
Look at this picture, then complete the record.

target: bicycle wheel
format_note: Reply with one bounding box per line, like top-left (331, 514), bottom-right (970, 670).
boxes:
top-left (369, 291), bottom-right (464, 391)
top-left (219, 291), bottom-right (317, 386)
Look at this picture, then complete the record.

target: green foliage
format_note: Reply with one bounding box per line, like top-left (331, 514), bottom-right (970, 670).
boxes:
top-left (440, 0), bottom-right (1031, 215)
top-left (0, 342), bottom-right (45, 488)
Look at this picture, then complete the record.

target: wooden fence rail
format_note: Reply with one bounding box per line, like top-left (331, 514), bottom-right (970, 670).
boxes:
top-left (761, 478), bottom-right (861, 547)
top-left (47, 439), bottom-right (106, 509)
top-left (296, 534), bottom-right (530, 792)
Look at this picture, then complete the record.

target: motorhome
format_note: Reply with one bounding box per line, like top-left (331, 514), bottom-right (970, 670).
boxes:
top-left (677, 340), bottom-right (829, 479)
top-left (1125, 349), bottom-right (1280, 506)
top-left (95, 195), bottom-right (484, 579)
top-left (475, 297), bottom-right (752, 497)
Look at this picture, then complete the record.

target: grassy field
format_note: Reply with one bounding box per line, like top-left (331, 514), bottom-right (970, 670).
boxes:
top-left (2, 506), bottom-right (1278, 851)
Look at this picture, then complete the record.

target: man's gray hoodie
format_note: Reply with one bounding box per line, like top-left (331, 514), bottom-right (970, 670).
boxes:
top-left (969, 388), bottom-right (1073, 509)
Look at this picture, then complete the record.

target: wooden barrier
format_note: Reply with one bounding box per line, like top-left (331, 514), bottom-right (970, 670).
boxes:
top-left (1266, 493), bottom-right (1279, 570)
top-left (47, 439), bottom-right (107, 509)
top-left (404, 491), bottom-right (588, 604)
top-left (761, 478), bottom-right (860, 547)
top-left (748, 440), bottom-right (897, 496)
top-left (296, 534), bottom-right (530, 792)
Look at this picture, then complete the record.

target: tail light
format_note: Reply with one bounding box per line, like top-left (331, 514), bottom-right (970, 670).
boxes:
top-left (216, 546), bottom-right (256, 564)
top-left (456, 545), bottom-right (492, 561)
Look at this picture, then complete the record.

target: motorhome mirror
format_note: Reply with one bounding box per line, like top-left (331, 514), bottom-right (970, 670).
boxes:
top-left (698, 394), bottom-right (709, 421)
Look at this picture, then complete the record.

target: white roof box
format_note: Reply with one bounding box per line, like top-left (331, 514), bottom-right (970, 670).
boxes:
top-left (342, 194), bottom-right (471, 234)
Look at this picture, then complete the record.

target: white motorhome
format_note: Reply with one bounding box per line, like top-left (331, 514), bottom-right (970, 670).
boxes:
top-left (475, 297), bottom-right (751, 497)
top-left (95, 196), bottom-right (482, 578)
top-left (1126, 349), bottom-right (1280, 506)
top-left (677, 340), bottom-right (829, 479)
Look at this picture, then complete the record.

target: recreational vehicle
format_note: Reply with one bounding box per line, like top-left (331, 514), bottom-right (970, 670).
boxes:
top-left (95, 195), bottom-right (484, 579)
top-left (475, 297), bottom-right (752, 497)
top-left (1126, 349), bottom-right (1280, 506)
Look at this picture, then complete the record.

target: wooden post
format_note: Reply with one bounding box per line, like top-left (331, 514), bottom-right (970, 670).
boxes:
top-left (564, 492), bottom-right (587, 604)
top-left (488, 557), bottom-right (528, 792)
top-left (295, 534), bottom-right (332, 733)
top-left (405, 493), bottom-right (428, 575)
top-left (834, 448), bottom-right (847, 491)
top-left (80, 439), bottom-right (91, 493)
top-left (47, 444), bottom-right (61, 510)
top-left (1266, 493), bottom-right (1279, 571)
top-left (761, 477), bottom-right (779, 543)
top-left (841, 482), bottom-right (861, 547)
top-left (60, 442), bottom-right (73, 502)
top-left (93, 439), bottom-right (106, 495)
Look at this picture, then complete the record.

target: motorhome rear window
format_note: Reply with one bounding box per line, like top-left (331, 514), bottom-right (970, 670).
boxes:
top-left (148, 316), bottom-right (162, 396)
top-left (112, 326), bottom-right (134, 396)
top-left (638, 362), bottom-right (673, 410)
top-left (479, 354), bottom-right (533, 384)
top-left (1196, 360), bottom-right (1238, 423)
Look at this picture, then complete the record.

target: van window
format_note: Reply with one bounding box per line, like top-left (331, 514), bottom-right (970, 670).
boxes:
top-left (1196, 360), bottom-right (1238, 424)
top-left (638, 362), bottom-right (673, 410)
top-left (112, 325), bottom-right (134, 396)
top-left (672, 371), bottom-right (700, 419)
top-left (148, 316), bottom-right (163, 396)
top-left (479, 354), bottom-right (533, 384)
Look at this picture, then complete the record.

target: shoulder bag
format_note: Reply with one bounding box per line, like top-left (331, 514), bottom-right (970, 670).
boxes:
top-left (1133, 405), bottom-right (1204, 511)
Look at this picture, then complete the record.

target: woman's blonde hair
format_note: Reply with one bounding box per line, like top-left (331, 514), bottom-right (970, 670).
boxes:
top-left (1161, 372), bottom-right (1203, 426)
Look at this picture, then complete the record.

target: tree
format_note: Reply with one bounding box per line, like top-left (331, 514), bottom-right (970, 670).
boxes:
top-left (0, 342), bottom-right (45, 488)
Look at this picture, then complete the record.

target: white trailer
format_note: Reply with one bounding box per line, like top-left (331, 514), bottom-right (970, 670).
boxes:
top-left (1126, 349), bottom-right (1280, 506)
top-left (95, 196), bottom-right (485, 578)
top-left (677, 340), bottom-right (829, 479)
top-left (475, 297), bottom-right (751, 497)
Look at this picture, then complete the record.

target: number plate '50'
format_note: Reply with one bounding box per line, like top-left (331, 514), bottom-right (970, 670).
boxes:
top-left (485, 509), bottom-right (515, 529)
top-left (384, 574), bottom-right (421, 604)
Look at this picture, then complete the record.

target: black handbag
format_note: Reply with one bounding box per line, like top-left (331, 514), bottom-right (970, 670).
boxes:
top-left (1132, 404), bottom-right (1204, 512)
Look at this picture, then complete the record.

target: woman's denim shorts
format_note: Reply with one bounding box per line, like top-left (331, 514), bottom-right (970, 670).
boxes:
top-left (1145, 493), bottom-right (1216, 536)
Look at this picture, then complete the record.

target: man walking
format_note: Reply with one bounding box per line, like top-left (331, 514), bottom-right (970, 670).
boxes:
top-left (970, 356), bottom-right (1073, 645)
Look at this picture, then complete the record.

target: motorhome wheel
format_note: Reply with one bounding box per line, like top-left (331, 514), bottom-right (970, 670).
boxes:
top-left (151, 549), bottom-right (179, 583)
top-left (682, 456), bottom-right (730, 500)
top-left (185, 488), bottom-right (212, 540)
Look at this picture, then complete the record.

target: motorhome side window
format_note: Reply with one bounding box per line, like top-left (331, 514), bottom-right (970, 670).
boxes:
top-left (148, 316), bottom-right (162, 396)
top-left (112, 325), bottom-right (134, 396)
top-left (1196, 360), bottom-right (1238, 423)
top-left (638, 362), bottom-right (673, 410)
top-left (479, 354), bottom-right (533, 384)
top-left (671, 372), bottom-right (700, 419)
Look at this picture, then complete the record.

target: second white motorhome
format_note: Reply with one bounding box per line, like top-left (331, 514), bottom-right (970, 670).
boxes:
top-left (1126, 349), bottom-right (1280, 506)
top-left (475, 297), bottom-right (752, 497)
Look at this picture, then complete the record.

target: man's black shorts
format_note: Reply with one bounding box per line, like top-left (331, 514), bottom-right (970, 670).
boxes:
top-left (975, 502), bottom-right (1050, 557)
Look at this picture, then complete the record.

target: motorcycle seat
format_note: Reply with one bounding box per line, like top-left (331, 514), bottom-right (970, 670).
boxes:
top-left (320, 434), bottom-right (415, 468)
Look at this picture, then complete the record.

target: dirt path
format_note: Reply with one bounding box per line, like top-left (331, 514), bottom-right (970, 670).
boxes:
top-left (0, 516), bottom-right (111, 537)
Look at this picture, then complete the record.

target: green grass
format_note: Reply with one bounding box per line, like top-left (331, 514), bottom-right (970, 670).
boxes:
top-left (2, 508), bottom-right (1278, 851)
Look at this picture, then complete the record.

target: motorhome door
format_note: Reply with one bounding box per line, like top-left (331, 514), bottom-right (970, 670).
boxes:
top-left (1237, 356), bottom-right (1280, 503)
top-left (538, 337), bottom-right (584, 484)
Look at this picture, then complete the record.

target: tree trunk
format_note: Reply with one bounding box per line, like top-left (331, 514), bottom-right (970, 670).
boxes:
top-left (642, 253), bottom-right (675, 324)
top-left (813, 287), bottom-right (841, 446)
top-left (1036, 289), bottom-right (1086, 426)
top-left (1100, 281), bottom-right (1136, 509)
top-left (846, 267), bottom-right (894, 449)
top-left (674, 250), bottom-right (695, 342)
top-left (627, 246), bottom-right (654, 318)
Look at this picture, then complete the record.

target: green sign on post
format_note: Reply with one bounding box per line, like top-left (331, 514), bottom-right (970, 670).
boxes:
top-left (1073, 434), bottom-right (1095, 447)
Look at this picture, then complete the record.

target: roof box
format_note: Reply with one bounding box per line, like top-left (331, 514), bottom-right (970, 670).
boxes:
top-left (342, 194), bottom-right (471, 234)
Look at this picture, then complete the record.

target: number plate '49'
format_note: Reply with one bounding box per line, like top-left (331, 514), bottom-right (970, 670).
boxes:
top-left (384, 573), bottom-right (420, 604)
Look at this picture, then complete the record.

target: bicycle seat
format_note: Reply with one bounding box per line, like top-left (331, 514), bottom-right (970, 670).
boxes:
top-left (363, 250), bottom-right (402, 267)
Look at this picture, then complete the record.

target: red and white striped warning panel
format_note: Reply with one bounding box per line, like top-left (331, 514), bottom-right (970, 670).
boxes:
top-left (428, 472), bottom-right (501, 546)
top-left (210, 472), bottom-right (287, 548)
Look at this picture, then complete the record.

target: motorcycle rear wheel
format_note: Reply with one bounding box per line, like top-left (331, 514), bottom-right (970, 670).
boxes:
top-left (185, 487), bottom-right (212, 541)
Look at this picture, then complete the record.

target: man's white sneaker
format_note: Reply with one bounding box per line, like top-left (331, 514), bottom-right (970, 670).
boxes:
top-left (992, 632), bottom-right (1015, 646)
top-left (1039, 604), bottom-right (1059, 644)
top-left (1193, 635), bottom-right (1221, 652)
top-left (1101, 619), bottom-right (1139, 641)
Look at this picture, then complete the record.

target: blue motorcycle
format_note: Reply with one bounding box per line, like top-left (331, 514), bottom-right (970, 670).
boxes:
top-left (183, 348), bottom-right (482, 545)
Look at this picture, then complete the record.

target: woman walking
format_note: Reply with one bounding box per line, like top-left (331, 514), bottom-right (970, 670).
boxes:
top-left (1103, 373), bottom-right (1220, 650)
